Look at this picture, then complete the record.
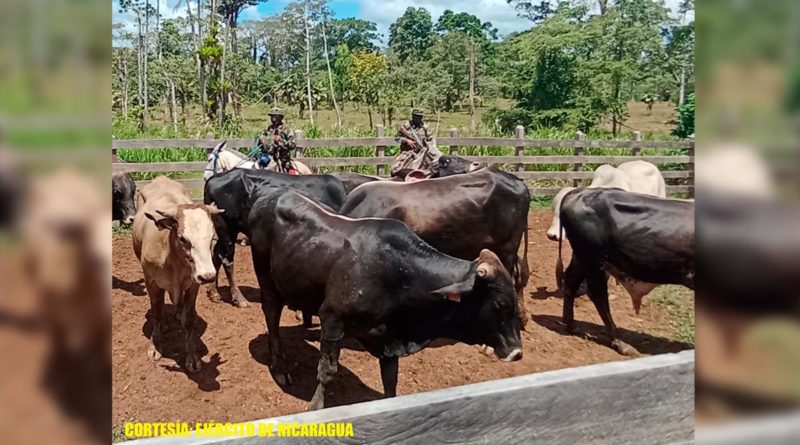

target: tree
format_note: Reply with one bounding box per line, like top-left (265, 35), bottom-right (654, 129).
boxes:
top-left (325, 18), bottom-right (381, 53)
top-left (348, 51), bottom-right (387, 128)
top-left (435, 10), bottom-right (498, 132)
top-left (388, 7), bottom-right (435, 62)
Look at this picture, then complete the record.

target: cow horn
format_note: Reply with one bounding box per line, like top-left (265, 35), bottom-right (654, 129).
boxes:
top-left (477, 263), bottom-right (493, 278)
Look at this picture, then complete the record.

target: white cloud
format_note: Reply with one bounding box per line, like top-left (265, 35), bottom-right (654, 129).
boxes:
top-left (358, 0), bottom-right (532, 40)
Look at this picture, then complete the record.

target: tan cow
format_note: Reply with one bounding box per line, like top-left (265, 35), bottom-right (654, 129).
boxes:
top-left (132, 176), bottom-right (222, 373)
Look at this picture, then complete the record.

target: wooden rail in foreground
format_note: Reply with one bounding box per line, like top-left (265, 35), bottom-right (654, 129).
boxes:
top-left (113, 127), bottom-right (694, 196)
top-left (122, 351), bottom-right (694, 445)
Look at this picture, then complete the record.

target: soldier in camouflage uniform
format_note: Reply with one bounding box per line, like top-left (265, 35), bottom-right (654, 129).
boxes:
top-left (392, 108), bottom-right (442, 178)
top-left (258, 107), bottom-right (299, 174)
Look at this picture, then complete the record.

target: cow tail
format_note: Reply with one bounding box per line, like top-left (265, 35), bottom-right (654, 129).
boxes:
top-left (518, 223), bottom-right (530, 289)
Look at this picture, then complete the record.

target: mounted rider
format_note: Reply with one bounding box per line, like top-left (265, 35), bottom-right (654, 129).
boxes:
top-left (392, 108), bottom-right (442, 178)
top-left (257, 107), bottom-right (299, 175)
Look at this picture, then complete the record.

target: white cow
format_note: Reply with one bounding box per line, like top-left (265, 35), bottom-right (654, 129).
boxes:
top-left (546, 160), bottom-right (667, 241)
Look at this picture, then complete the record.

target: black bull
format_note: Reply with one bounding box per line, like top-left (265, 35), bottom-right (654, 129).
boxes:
top-left (203, 169), bottom-right (347, 307)
top-left (339, 167), bottom-right (531, 327)
top-left (559, 188), bottom-right (695, 355)
top-left (248, 190), bottom-right (523, 410)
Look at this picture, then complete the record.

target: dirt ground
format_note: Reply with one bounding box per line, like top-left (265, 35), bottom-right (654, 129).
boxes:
top-left (111, 209), bottom-right (693, 429)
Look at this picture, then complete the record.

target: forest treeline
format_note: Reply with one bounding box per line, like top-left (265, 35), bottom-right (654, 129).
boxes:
top-left (112, 0), bottom-right (695, 137)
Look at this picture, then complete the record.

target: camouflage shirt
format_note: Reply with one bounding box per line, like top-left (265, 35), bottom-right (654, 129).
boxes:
top-left (262, 123), bottom-right (297, 151)
top-left (395, 121), bottom-right (432, 152)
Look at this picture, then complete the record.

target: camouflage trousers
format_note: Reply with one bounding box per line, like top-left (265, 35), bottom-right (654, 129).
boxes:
top-left (390, 146), bottom-right (442, 177)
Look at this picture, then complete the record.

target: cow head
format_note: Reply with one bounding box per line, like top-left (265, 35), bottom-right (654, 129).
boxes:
top-left (431, 155), bottom-right (483, 178)
top-left (546, 187), bottom-right (576, 241)
top-left (145, 203), bottom-right (224, 284)
top-left (112, 173), bottom-right (136, 225)
top-left (433, 249), bottom-right (523, 362)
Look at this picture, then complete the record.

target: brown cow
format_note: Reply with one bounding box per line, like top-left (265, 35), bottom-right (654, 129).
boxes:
top-left (132, 176), bottom-right (223, 373)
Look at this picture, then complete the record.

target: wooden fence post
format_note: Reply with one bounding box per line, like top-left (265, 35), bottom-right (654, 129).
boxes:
top-left (573, 131), bottom-right (586, 187)
top-left (294, 129), bottom-right (304, 158)
top-left (515, 125), bottom-right (525, 172)
top-left (449, 128), bottom-right (459, 155)
top-left (631, 131), bottom-right (642, 156)
top-left (376, 125), bottom-right (386, 176)
top-left (206, 132), bottom-right (214, 153)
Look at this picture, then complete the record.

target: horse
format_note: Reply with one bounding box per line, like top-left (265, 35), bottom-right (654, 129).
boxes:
top-left (203, 141), bottom-right (313, 181)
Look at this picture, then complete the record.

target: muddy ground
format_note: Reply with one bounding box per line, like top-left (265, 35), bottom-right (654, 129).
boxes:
top-left (111, 209), bottom-right (693, 428)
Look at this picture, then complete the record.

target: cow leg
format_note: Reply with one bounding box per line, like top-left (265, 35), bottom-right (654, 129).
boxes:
top-left (379, 356), bottom-right (399, 398)
top-left (145, 281), bottom-right (165, 361)
top-left (210, 238), bottom-right (228, 303)
top-left (180, 284), bottom-right (202, 374)
top-left (222, 259), bottom-right (248, 308)
top-left (261, 293), bottom-right (290, 385)
top-left (309, 315), bottom-right (343, 411)
top-left (585, 267), bottom-right (638, 356)
top-left (562, 256), bottom-right (584, 334)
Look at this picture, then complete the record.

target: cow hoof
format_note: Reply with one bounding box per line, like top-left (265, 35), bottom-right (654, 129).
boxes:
top-left (185, 356), bottom-right (202, 374)
top-left (563, 321), bottom-right (575, 335)
top-left (233, 297), bottom-right (249, 308)
top-left (612, 340), bottom-right (639, 357)
top-left (207, 287), bottom-right (222, 303)
top-left (147, 348), bottom-right (162, 361)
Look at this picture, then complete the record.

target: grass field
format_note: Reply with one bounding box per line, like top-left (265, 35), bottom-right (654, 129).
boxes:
top-left (114, 100), bottom-right (689, 199)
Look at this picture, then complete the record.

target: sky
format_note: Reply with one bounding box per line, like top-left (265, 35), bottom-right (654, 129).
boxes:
top-left (113, 0), bottom-right (694, 44)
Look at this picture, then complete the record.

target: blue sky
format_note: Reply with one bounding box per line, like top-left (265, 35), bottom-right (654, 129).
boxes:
top-left (114, 0), bottom-right (693, 44)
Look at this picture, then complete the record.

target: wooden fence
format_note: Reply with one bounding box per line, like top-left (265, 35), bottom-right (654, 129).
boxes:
top-left (123, 350), bottom-right (694, 445)
top-left (112, 126), bottom-right (694, 196)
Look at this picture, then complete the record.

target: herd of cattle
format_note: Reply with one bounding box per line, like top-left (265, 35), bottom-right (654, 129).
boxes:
top-left (112, 153), bottom-right (696, 409)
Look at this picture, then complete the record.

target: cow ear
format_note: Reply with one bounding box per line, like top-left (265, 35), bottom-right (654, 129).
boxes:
top-left (145, 211), bottom-right (178, 231)
top-left (431, 276), bottom-right (476, 303)
top-left (475, 249), bottom-right (502, 280)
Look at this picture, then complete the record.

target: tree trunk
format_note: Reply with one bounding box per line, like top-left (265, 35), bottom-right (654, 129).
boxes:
top-left (468, 43), bottom-right (476, 135)
top-left (304, 1), bottom-right (314, 126)
top-left (367, 106), bottom-right (373, 129)
top-left (186, 0), bottom-right (206, 117)
top-left (678, 65), bottom-right (686, 106)
top-left (136, 15), bottom-right (144, 132)
top-left (143, 0), bottom-right (150, 130)
top-left (321, 20), bottom-right (342, 127)
top-left (219, 12), bottom-right (227, 128)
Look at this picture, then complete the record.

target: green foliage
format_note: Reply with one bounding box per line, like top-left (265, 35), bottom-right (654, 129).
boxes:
top-left (388, 7), bottom-right (435, 62)
top-left (671, 92), bottom-right (694, 138)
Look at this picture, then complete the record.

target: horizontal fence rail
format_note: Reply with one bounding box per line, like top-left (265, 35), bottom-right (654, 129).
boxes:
top-left (113, 127), bottom-right (694, 196)
top-left (123, 351), bottom-right (694, 445)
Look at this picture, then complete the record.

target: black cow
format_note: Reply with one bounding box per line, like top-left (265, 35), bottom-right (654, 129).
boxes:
top-left (248, 190), bottom-right (523, 409)
top-left (432, 154), bottom-right (483, 177)
top-left (331, 155), bottom-right (482, 194)
top-left (329, 172), bottom-right (387, 194)
top-left (112, 172), bottom-right (136, 225)
top-left (339, 167), bottom-right (531, 327)
top-left (558, 188), bottom-right (695, 355)
top-left (203, 169), bottom-right (347, 307)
